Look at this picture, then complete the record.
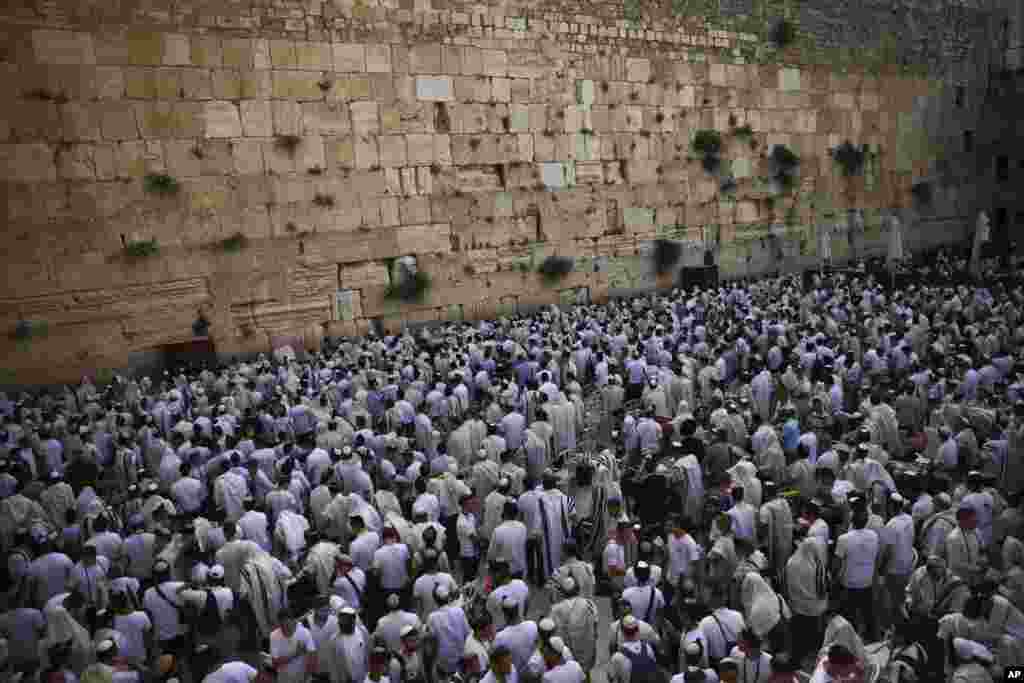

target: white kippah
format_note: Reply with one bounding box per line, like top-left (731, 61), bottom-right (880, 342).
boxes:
top-left (501, 595), bottom-right (518, 609)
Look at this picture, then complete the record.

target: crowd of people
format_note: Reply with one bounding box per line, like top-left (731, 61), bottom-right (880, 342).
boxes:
top-left (1, 247), bottom-right (1022, 683)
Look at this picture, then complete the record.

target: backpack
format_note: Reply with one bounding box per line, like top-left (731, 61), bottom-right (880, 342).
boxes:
top-left (197, 589), bottom-right (223, 635)
top-left (622, 641), bottom-right (662, 683)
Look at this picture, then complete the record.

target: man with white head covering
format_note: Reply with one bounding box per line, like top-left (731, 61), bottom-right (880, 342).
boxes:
top-left (425, 583), bottom-right (470, 677)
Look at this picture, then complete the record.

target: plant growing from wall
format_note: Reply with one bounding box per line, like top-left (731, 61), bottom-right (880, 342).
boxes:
top-left (313, 193), bottom-right (335, 208)
top-left (124, 239), bottom-right (159, 260)
top-left (192, 313), bottom-right (210, 337)
top-left (144, 173), bottom-right (179, 196)
top-left (769, 144), bottom-right (800, 192)
top-left (384, 262), bottom-right (432, 303)
top-left (275, 135), bottom-right (302, 156)
top-left (10, 320), bottom-right (48, 347)
top-left (219, 232), bottom-right (248, 252)
top-left (537, 255), bottom-right (574, 285)
top-left (769, 19), bottom-right (796, 48)
top-left (732, 124), bottom-right (754, 140)
top-left (692, 129), bottom-right (722, 173)
top-left (832, 141), bottom-right (866, 176)
top-left (623, 0), bottom-right (642, 24)
top-left (720, 174), bottom-right (738, 195)
top-left (651, 239), bottom-right (682, 275)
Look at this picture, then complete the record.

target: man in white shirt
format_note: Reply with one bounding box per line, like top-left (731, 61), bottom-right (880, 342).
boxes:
top-left (143, 560), bottom-right (187, 655)
top-left (270, 608), bottom-right (317, 683)
top-left (622, 563), bottom-right (665, 627)
top-left (456, 493), bottom-right (481, 581)
top-left (349, 515), bottom-right (381, 572)
top-left (412, 550), bottom-right (458, 622)
top-left (70, 544), bottom-right (111, 611)
top-left (488, 501), bottom-right (528, 579)
top-left (371, 526), bottom-right (412, 596)
top-left (697, 599), bottom-right (745, 668)
top-left (493, 596), bottom-right (538, 675)
top-left (834, 511), bottom-right (880, 642)
top-left (726, 486), bottom-right (757, 544)
top-left (880, 495), bottom-right (916, 632)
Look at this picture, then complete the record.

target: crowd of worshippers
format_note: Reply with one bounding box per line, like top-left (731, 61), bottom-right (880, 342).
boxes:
top-left (2, 255), bottom-right (1024, 683)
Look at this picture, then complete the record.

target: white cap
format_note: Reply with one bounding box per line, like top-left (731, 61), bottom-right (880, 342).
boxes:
top-left (340, 607), bottom-right (357, 616)
top-left (560, 575), bottom-right (576, 592)
top-left (400, 624), bottom-right (418, 638)
top-left (208, 564), bottom-right (225, 580)
top-left (539, 618), bottom-right (556, 632)
top-left (622, 615), bottom-right (639, 631)
top-left (97, 639), bottom-right (116, 654)
top-left (329, 595), bottom-right (346, 612)
top-left (501, 595), bottom-right (518, 609)
top-left (435, 585), bottom-right (451, 601)
top-left (549, 636), bottom-right (567, 656)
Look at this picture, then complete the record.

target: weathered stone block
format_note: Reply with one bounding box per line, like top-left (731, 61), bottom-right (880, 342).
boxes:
top-left (333, 43), bottom-right (366, 72)
top-left (0, 144), bottom-right (57, 182)
top-left (624, 206), bottom-right (655, 229)
top-left (366, 44), bottom-right (392, 73)
top-left (296, 42), bottom-right (332, 71)
top-left (354, 135), bottom-right (379, 169)
top-left (223, 39), bottom-right (255, 69)
top-left (410, 45), bottom-right (442, 74)
top-left (126, 31), bottom-right (165, 66)
top-left (329, 76), bottom-right (372, 101)
top-left (204, 101), bottom-right (242, 138)
top-left (575, 161), bottom-right (604, 184)
top-left (301, 102), bottom-right (350, 136)
top-left (269, 40), bottom-right (297, 68)
top-left (378, 135), bottom-right (407, 167)
top-left (350, 101), bottom-right (379, 134)
top-left (61, 103), bottom-right (102, 141)
top-left (163, 34), bottom-right (191, 66)
top-left (125, 67), bottom-right (181, 100)
top-left (406, 133), bottom-right (434, 165)
top-left (491, 78), bottom-right (511, 103)
top-left (416, 76), bottom-right (454, 101)
top-left (576, 79), bottom-right (595, 107)
top-left (326, 137), bottom-right (355, 168)
top-left (481, 50), bottom-right (508, 77)
top-left (33, 30), bottom-right (96, 65)
top-left (232, 139), bottom-right (265, 175)
top-left (272, 102), bottom-right (303, 136)
top-left (180, 69), bottom-right (213, 99)
top-left (240, 100), bottom-right (273, 137)
top-left (627, 58), bottom-right (651, 83)
top-left (191, 36), bottom-right (222, 67)
top-left (273, 72), bottom-right (324, 101)
top-left (100, 103), bottom-right (139, 140)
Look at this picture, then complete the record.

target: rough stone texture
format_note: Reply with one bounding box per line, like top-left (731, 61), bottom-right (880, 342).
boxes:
top-left (0, 0), bottom-right (1009, 383)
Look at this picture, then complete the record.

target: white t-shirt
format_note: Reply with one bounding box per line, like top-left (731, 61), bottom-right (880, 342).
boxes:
top-left (667, 533), bottom-right (702, 583)
top-left (457, 512), bottom-right (478, 558)
top-left (413, 572), bottom-right (458, 619)
top-left (489, 521), bottom-right (528, 577)
top-left (113, 611), bottom-right (152, 661)
top-left (494, 620), bottom-right (539, 674)
top-left (836, 528), bottom-right (880, 589)
top-left (270, 624), bottom-right (316, 680)
top-left (332, 567), bottom-right (367, 610)
top-left (882, 513), bottom-right (915, 576)
top-left (622, 584), bottom-right (665, 624)
top-left (143, 581), bottom-right (186, 641)
top-left (543, 660), bottom-right (585, 683)
top-left (697, 608), bottom-right (745, 660)
top-left (372, 543), bottom-right (411, 591)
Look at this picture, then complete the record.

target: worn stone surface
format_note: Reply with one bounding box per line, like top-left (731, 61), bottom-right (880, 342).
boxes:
top-left (0, 0), bottom-right (1004, 383)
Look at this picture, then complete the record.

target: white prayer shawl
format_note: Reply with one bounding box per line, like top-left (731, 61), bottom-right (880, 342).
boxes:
top-left (40, 482), bottom-right (75, 529)
top-left (676, 455), bottom-right (705, 523)
top-left (309, 611), bottom-right (342, 677)
top-left (819, 615), bottom-right (866, 665)
top-left (275, 510), bottom-right (310, 563)
top-left (547, 401), bottom-right (575, 454)
top-left (728, 461), bottom-right (762, 508)
top-left (349, 494), bottom-right (382, 532)
top-left (538, 489), bottom-right (571, 578)
top-left (524, 429), bottom-right (549, 482)
top-left (385, 512), bottom-right (417, 550)
top-left (215, 539), bottom-right (264, 593)
top-left (760, 498), bottom-right (793, 576)
top-left (239, 552), bottom-right (289, 638)
top-left (550, 596), bottom-right (599, 670)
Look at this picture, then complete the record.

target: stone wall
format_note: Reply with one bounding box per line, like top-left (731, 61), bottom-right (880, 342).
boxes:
top-left (0, 0), bottom-right (1007, 384)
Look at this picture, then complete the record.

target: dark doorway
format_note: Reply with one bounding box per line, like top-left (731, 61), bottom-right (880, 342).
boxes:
top-left (161, 338), bottom-right (217, 373)
top-left (678, 266), bottom-right (718, 290)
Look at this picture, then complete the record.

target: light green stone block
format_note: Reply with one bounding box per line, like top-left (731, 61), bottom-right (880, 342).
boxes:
top-left (510, 108), bottom-right (529, 130)
top-left (732, 157), bottom-right (752, 178)
top-left (779, 68), bottom-right (801, 92)
top-left (564, 161), bottom-right (576, 187)
top-left (509, 17), bottom-right (527, 31)
top-left (494, 192), bottom-right (514, 215)
top-left (624, 207), bottom-right (655, 228)
top-left (576, 79), bottom-right (595, 108)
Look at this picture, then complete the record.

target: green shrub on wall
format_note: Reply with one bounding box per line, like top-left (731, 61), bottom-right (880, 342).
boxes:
top-left (832, 141), bottom-right (866, 176)
top-left (651, 239), bottom-right (683, 275)
top-left (143, 173), bottom-right (179, 196)
top-left (385, 262), bottom-right (432, 303)
top-left (124, 239), bottom-right (159, 260)
top-left (770, 19), bottom-right (796, 48)
top-left (537, 255), bottom-right (574, 285)
top-left (769, 145), bottom-right (800, 192)
top-left (692, 130), bottom-right (723, 174)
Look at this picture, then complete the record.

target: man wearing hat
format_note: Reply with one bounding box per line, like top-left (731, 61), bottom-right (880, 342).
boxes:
top-left (374, 594), bottom-right (421, 654)
top-left (330, 604), bottom-right (369, 683)
top-left (425, 583), bottom-right (470, 678)
top-left (493, 595), bottom-right (538, 676)
top-left (608, 614), bottom-right (663, 683)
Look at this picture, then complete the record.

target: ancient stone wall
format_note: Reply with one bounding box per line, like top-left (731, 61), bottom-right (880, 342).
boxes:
top-left (0, 0), bottom-right (1006, 384)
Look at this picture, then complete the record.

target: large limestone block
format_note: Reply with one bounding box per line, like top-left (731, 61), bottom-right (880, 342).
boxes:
top-left (272, 101), bottom-right (303, 136)
top-left (191, 36), bottom-right (222, 67)
top-left (491, 78), bottom-right (511, 104)
top-left (203, 101), bottom-right (242, 138)
top-left (626, 58), bottom-right (651, 83)
top-left (163, 34), bottom-right (191, 65)
top-left (350, 101), bottom-right (380, 134)
top-left (126, 31), bottom-right (165, 66)
top-left (378, 136), bottom-right (407, 167)
top-left (334, 43), bottom-right (366, 72)
top-left (272, 71), bottom-right (323, 100)
top-left (481, 49), bottom-right (508, 77)
top-left (33, 30), bottom-right (96, 65)
top-left (295, 42), bottom-right (332, 71)
top-left (301, 102), bottom-right (351, 136)
top-left (410, 45), bottom-right (443, 74)
top-left (100, 103), bottom-right (139, 140)
top-left (354, 135), bottom-right (379, 169)
top-left (366, 44), bottom-right (392, 73)
top-left (223, 39), bottom-right (256, 69)
top-left (239, 100), bottom-right (273, 137)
